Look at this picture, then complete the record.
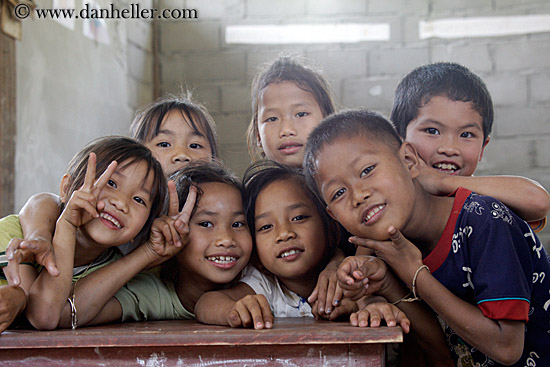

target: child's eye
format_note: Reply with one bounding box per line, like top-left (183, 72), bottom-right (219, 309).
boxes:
top-left (360, 165), bottom-right (375, 178)
top-left (157, 142), bottom-right (171, 148)
top-left (189, 143), bottom-right (203, 149)
top-left (425, 128), bottom-right (440, 135)
top-left (133, 196), bottom-right (147, 206)
top-left (296, 111), bottom-right (309, 118)
top-left (107, 179), bottom-right (117, 188)
top-left (198, 221), bottom-right (213, 228)
top-left (232, 221), bottom-right (246, 228)
top-left (331, 188), bottom-right (346, 201)
top-left (264, 117), bottom-right (278, 123)
top-left (460, 132), bottom-right (474, 138)
top-left (257, 224), bottom-right (272, 232)
top-left (292, 215), bottom-right (309, 221)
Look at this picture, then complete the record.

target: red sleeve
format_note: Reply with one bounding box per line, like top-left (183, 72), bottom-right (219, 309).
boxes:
top-left (478, 299), bottom-right (529, 322)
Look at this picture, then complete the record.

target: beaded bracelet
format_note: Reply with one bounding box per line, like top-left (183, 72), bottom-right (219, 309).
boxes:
top-left (392, 265), bottom-right (430, 305)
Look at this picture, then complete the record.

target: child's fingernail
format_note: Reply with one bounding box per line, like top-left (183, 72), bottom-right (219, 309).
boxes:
top-left (256, 322), bottom-right (263, 329)
top-left (333, 299), bottom-right (340, 305)
top-left (265, 322), bottom-right (271, 328)
top-left (325, 308), bottom-right (331, 314)
top-left (319, 307), bottom-right (324, 313)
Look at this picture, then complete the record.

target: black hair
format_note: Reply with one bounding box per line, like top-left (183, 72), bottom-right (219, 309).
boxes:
top-left (391, 62), bottom-right (493, 140)
top-left (303, 109), bottom-right (402, 199)
top-left (169, 160), bottom-right (244, 215)
top-left (247, 54), bottom-right (336, 161)
top-left (243, 160), bottom-right (338, 274)
top-left (64, 136), bottom-right (167, 245)
top-left (130, 92), bottom-right (219, 159)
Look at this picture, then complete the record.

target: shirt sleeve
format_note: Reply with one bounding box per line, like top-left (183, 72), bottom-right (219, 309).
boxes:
top-left (114, 272), bottom-right (178, 322)
top-left (466, 198), bottom-right (534, 321)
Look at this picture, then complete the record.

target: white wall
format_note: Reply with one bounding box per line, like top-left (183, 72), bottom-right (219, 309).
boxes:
top-left (15, 0), bottom-right (154, 210)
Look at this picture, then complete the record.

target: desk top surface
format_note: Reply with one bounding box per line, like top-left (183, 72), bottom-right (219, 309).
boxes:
top-left (0, 318), bottom-right (403, 349)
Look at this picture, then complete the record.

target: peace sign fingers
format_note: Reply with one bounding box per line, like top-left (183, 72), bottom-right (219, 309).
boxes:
top-left (81, 152), bottom-right (98, 193)
top-left (175, 185), bottom-right (197, 227)
top-left (93, 159), bottom-right (117, 194)
top-left (167, 180), bottom-right (180, 218)
top-left (173, 185), bottom-right (198, 248)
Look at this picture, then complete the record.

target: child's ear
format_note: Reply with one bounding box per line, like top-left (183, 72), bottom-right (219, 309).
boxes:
top-left (400, 142), bottom-right (421, 179)
top-left (59, 174), bottom-right (71, 203)
top-left (479, 136), bottom-right (490, 161)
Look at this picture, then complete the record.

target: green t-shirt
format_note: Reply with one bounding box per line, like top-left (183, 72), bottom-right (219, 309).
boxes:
top-left (115, 272), bottom-right (195, 322)
top-left (0, 215), bottom-right (27, 285)
top-left (0, 214), bottom-right (121, 285)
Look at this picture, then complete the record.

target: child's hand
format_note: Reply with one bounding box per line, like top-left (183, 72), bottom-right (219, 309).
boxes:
top-left (59, 153), bottom-right (117, 229)
top-left (308, 261), bottom-right (343, 317)
top-left (227, 294), bottom-right (274, 330)
top-left (336, 255), bottom-right (389, 300)
top-left (349, 227), bottom-right (424, 288)
top-left (350, 299), bottom-right (410, 333)
top-left (144, 182), bottom-right (197, 267)
top-left (0, 285), bottom-right (26, 333)
top-left (3, 238), bottom-right (59, 286)
top-left (166, 181), bottom-right (198, 247)
top-left (314, 297), bottom-right (359, 321)
top-left (416, 158), bottom-right (451, 196)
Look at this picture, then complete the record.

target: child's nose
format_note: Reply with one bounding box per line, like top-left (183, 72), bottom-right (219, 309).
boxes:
top-left (275, 224), bottom-right (297, 243)
top-left (437, 137), bottom-right (460, 156)
top-left (279, 117), bottom-right (297, 137)
top-left (214, 228), bottom-right (236, 248)
top-left (171, 147), bottom-right (192, 163)
top-left (353, 187), bottom-right (371, 208)
top-left (109, 194), bottom-right (129, 214)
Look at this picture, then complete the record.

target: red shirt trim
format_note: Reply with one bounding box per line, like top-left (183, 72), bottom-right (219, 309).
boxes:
top-left (423, 187), bottom-right (472, 272)
top-left (478, 299), bottom-right (529, 322)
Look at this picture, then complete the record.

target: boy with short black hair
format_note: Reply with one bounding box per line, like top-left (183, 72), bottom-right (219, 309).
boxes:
top-left (304, 109), bottom-right (550, 366)
top-left (390, 62), bottom-right (549, 227)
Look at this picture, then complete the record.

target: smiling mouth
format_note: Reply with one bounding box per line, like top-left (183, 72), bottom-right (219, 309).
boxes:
top-left (278, 248), bottom-right (304, 258)
top-left (363, 205), bottom-right (385, 224)
top-left (206, 256), bottom-right (238, 264)
top-left (433, 162), bottom-right (459, 174)
top-left (100, 212), bottom-right (122, 229)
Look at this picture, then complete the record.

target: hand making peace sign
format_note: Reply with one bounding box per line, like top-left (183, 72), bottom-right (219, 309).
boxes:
top-left (59, 152), bottom-right (117, 229)
top-left (145, 181), bottom-right (197, 265)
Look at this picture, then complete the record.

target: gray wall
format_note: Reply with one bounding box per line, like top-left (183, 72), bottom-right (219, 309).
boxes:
top-left (14, 0), bottom-right (550, 243)
top-left (15, 0), bottom-right (154, 209)
top-left (159, 0), bottom-right (550, 243)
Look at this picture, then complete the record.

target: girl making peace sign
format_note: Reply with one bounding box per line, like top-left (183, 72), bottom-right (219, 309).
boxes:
top-left (0, 136), bottom-right (167, 331)
top-left (44, 160), bottom-right (252, 327)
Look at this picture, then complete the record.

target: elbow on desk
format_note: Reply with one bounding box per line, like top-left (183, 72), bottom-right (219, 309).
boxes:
top-left (489, 341), bottom-right (523, 366)
top-left (26, 310), bottom-right (60, 331)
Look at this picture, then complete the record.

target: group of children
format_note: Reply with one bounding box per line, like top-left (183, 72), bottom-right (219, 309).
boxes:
top-left (0, 55), bottom-right (549, 367)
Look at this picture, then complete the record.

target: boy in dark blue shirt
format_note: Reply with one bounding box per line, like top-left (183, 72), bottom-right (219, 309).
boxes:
top-left (304, 109), bottom-right (550, 366)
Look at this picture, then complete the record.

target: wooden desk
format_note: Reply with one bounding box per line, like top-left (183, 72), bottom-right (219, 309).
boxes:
top-left (0, 318), bottom-right (402, 366)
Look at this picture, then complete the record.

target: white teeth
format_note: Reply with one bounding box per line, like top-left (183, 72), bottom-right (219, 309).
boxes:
top-left (365, 205), bottom-right (385, 223)
top-left (434, 163), bottom-right (458, 171)
top-left (207, 256), bottom-right (237, 264)
top-left (100, 213), bottom-right (121, 228)
top-left (279, 249), bottom-right (303, 258)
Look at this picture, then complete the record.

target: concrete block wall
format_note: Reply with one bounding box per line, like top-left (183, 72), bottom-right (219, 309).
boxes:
top-left (15, 0), bottom-right (155, 210)
top-left (159, 0), bottom-right (550, 243)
